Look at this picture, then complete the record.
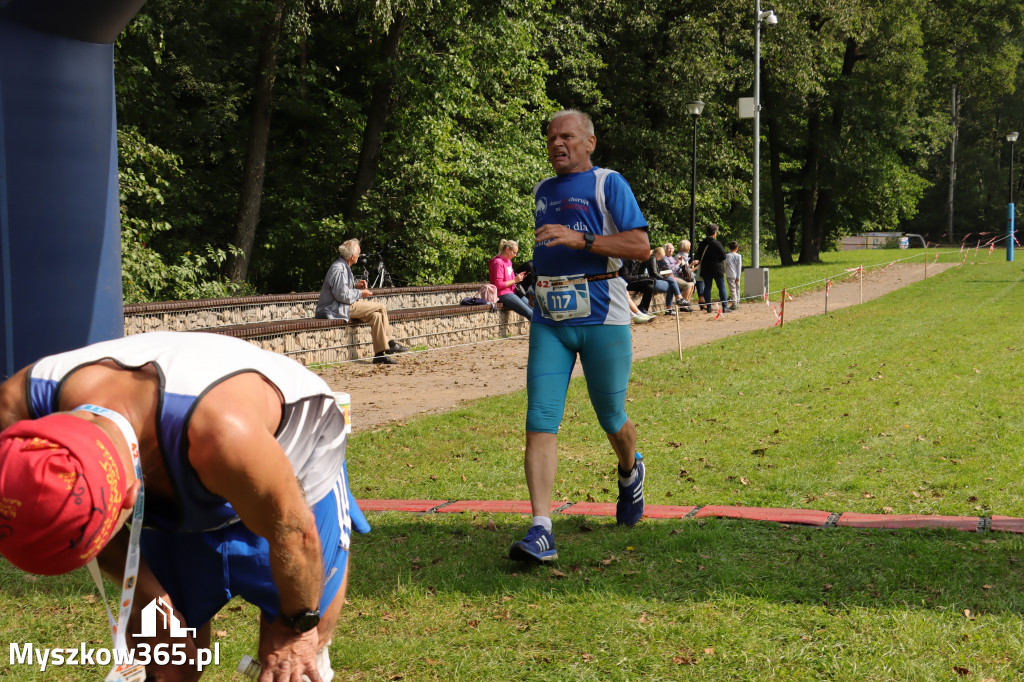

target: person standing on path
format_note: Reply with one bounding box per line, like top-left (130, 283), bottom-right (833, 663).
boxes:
top-left (694, 224), bottom-right (729, 313)
top-left (509, 109), bottom-right (651, 563)
top-left (725, 240), bottom-right (742, 311)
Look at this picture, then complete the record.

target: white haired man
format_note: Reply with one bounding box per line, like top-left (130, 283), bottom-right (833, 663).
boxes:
top-left (315, 239), bottom-right (408, 364)
top-left (509, 109), bottom-right (651, 563)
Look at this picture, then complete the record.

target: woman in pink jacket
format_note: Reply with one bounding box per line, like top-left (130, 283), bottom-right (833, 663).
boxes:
top-left (489, 239), bottom-right (532, 319)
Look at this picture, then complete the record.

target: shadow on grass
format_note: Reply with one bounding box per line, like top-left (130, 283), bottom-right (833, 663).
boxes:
top-left (350, 512), bottom-right (1024, 615)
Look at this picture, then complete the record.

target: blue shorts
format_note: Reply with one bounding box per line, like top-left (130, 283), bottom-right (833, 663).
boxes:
top-left (525, 322), bottom-right (633, 434)
top-left (140, 473), bottom-right (363, 629)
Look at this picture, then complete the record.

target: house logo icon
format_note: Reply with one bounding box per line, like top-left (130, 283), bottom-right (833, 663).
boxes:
top-left (134, 597), bottom-right (197, 639)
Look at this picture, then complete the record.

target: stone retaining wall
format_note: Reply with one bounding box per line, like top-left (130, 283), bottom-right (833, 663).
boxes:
top-left (120, 284), bottom-right (666, 366)
top-left (248, 309), bottom-right (530, 365)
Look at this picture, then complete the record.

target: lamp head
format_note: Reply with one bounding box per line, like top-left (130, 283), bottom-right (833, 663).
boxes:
top-left (1007, 131), bottom-right (1019, 144)
top-left (760, 10), bottom-right (778, 24)
top-left (686, 100), bottom-right (705, 118)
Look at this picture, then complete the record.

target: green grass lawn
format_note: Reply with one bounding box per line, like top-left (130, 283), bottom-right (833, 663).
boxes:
top-left (3, 255), bottom-right (1023, 681)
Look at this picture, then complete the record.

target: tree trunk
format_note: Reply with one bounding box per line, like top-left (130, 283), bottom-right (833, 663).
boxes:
top-left (343, 14), bottom-right (406, 223)
top-left (797, 110), bottom-right (822, 264)
top-left (801, 38), bottom-right (861, 264)
top-left (946, 84), bottom-right (959, 244)
top-left (226, 0), bottom-right (285, 284)
top-left (762, 70), bottom-right (793, 265)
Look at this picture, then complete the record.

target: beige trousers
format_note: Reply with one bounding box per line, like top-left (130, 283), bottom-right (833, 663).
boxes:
top-left (349, 299), bottom-right (393, 354)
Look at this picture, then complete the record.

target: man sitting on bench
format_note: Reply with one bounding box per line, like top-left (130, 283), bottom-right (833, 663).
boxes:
top-left (315, 239), bottom-right (408, 365)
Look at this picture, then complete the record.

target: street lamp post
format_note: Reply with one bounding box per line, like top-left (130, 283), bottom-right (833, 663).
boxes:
top-left (1008, 131), bottom-right (1018, 262)
top-left (752, 0), bottom-right (777, 271)
top-left (686, 100), bottom-right (704, 251)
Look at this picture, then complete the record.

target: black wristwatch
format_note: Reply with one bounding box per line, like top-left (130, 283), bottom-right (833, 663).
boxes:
top-left (582, 232), bottom-right (595, 251)
top-left (281, 608), bottom-right (321, 633)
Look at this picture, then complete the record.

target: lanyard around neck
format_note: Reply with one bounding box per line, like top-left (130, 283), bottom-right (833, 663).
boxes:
top-left (75, 404), bottom-right (145, 655)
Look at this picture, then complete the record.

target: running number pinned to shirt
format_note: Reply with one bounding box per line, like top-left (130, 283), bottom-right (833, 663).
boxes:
top-left (535, 275), bottom-right (591, 322)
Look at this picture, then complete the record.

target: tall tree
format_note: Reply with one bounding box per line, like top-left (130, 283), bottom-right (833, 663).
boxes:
top-left (343, 13), bottom-right (406, 222)
top-left (226, 0), bottom-right (286, 283)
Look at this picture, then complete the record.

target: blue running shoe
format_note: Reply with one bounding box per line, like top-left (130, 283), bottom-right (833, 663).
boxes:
top-left (616, 453), bottom-right (645, 526)
top-left (509, 525), bottom-right (557, 562)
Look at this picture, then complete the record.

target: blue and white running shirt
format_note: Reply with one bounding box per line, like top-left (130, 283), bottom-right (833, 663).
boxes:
top-left (533, 167), bottom-right (648, 326)
top-left (26, 331), bottom-right (353, 542)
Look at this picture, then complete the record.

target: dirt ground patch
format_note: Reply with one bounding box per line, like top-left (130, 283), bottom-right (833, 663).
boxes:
top-left (315, 262), bottom-right (954, 432)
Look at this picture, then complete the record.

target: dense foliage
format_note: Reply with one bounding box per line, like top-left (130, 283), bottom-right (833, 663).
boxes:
top-left (115, 0), bottom-right (1024, 300)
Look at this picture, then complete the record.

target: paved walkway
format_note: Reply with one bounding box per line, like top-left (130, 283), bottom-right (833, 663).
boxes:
top-left (356, 498), bottom-right (1024, 533)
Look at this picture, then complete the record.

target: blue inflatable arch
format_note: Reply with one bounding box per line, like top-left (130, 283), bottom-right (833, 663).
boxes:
top-left (0, 0), bottom-right (146, 378)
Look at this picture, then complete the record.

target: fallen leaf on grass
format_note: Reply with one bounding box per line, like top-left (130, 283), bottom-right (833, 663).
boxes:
top-left (963, 609), bottom-right (975, 620)
top-left (704, 647), bottom-right (715, 655)
top-left (953, 665), bottom-right (971, 676)
top-left (213, 630), bottom-right (228, 638)
top-left (581, 653), bottom-right (594, 662)
top-left (672, 653), bottom-right (696, 665)
top-left (549, 568), bottom-right (568, 579)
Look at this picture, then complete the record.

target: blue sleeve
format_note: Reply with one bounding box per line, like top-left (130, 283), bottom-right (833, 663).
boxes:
top-left (27, 375), bottom-right (58, 418)
top-left (605, 172), bottom-right (648, 233)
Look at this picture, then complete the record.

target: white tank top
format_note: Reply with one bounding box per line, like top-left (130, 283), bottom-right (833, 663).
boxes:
top-left (28, 332), bottom-right (348, 536)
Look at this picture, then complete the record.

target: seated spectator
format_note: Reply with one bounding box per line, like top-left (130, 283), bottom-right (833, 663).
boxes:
top-left (489, 239), bottom-right (533, 319)
top-left (658, 244), bottom-right (694, 311)
top-left (618, 259), bottom-right (657, 314)
top-left (663, 243), bottom-right (679, 271)
top-left (315, 238), bottom-right (409, 364)
top-left (642, 247), bottom-right (682, 314)
top-left (679, 239), bottom-right (704, 310)
top-left (628, 296), bottom-right (656, 324)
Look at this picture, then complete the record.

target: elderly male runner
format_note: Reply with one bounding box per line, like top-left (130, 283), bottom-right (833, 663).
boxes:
top-left (0, 331), bottom-right (368, 681)
top-left (509, 109), bottom-right (651, 563)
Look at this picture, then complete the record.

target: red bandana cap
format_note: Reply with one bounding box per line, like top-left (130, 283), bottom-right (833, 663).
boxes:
top-left (0, 414), bottom-right (126, 575)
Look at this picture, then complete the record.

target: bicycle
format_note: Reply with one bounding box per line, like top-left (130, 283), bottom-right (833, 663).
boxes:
top-left (356, 251), bottom-right (395, 289)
